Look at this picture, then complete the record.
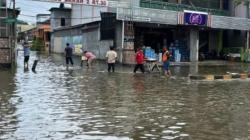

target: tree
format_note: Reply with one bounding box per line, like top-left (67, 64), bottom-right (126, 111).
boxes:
top-left (234, 0), bottom-right (250, 6)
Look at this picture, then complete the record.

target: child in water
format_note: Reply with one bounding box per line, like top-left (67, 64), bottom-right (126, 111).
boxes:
top-left (162, 47), bottom-right (171, 77)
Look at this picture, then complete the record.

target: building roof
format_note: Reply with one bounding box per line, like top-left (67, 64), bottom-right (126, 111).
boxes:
top-left (53, 21), bottom-right (100, 32)
top-left (37, 19), bottom-right (50, 25)
top-left (0, 8), bottom-right (20, 16)
top-left (36, 14), bottom-right (50, 17)
top-left (49, 7), bottom-right (71, 12)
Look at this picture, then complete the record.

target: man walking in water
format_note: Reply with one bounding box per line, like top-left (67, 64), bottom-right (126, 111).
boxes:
top-left (65, 43), bottom-right (74, 68)
top-left (23, 41), bottom-right (30, 69)
top-left (106, 46), bottom-right (117, 72)
top-left (134, 47), bottom-right (145, 73)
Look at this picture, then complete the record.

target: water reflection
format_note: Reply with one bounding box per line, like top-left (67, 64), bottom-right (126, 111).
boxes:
top-left (0, 70), bottom-right (19, 140)
top-left (1, 52), bottom-right (250, 139)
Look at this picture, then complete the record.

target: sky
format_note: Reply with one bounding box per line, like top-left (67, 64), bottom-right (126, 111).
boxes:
top-left (14, 0), bottom-right (61, 24)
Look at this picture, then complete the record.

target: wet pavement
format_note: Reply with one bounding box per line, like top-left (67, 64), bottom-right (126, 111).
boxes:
top-left (1, 52), bottom-right (250, 140)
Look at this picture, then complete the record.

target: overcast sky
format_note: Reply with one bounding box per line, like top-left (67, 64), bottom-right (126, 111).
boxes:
top-left (14, 0), bottom-right (61, 24)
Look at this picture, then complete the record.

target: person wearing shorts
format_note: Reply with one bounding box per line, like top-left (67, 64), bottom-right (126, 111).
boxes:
top-left (162, 47), bottom-right (171, 76)
top-left (106, 46), bottom-right (117, 72)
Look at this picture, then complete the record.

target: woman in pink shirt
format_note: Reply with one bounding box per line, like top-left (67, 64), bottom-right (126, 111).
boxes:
top-left (83, 51), bottom-right (96, 67)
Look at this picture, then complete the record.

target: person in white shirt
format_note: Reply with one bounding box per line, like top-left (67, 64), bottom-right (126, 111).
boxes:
top-left (106, 46), bottom-right (117, 72)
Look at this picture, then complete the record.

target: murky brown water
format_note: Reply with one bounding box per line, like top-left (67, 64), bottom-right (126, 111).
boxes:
top-left (1, 52), bottom-right (250, 140)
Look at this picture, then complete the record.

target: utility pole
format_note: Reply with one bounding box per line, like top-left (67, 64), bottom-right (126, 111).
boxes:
top-left (12, 0), bottom-right (16, 65)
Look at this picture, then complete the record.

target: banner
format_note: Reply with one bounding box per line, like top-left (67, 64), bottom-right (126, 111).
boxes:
top-left (184, 10), bottom-right (208, 26)
top-left (35, 0), bottom-right (108, 6)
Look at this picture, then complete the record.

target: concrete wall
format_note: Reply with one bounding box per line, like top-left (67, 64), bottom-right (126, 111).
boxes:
top-left (234, 3), bottom-right (248, 18)
top-left (0, 38), bottom-right (11, 67)
top-left (120, 0), bottom-right (140, 7)
top-left (0, 48), bottom-right (11, 64)
top-left (71, 5), bottom-right (108, 26)
top-left (189, 29), bottom-right (199, 62)
top-left (82, 27), bottom-right (113, 59)
top-left (53, 27), bottom-right (83, 54)
top-left (71, 0), bottom-right (140, 26)
top-left (52, 25), bottom-right (113, 60)
top-left (115, 21), bottom-right (124, 63)
top-left (50, 10), bottom-right (71, 31)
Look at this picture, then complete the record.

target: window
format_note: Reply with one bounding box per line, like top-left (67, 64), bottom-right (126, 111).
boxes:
top-left (61, 18), bottom-right (65, 26)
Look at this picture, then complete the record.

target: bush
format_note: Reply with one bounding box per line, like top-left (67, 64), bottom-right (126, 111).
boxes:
top-left (240, 48), bottom-right (250, 62)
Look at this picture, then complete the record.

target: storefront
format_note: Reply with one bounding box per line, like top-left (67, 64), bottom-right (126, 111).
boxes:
top-left (117, 6), bottom-right (250, 64)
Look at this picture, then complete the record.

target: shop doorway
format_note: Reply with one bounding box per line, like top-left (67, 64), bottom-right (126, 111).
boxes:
top-left (134, 25), bottom-right (174, 54)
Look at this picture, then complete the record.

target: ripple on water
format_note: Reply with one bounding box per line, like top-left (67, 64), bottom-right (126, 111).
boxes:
top-left (168, 126), bottom-right (182, 130)
top-left (162, 136), bottom-right (179, 140)
top-left (176, 122), bottom-right (186, 126)
top-left (83, 131), bottom-right (108, 135)
top-left (135, 126), bottom-right (144, 129)
top-left (114, 116), bottom-right (128, 119)
top-left (179, 133), bottom-right (189, 137)
top-left (163, 130), bottom-right (180, 134)
top-left (2, 53), bottom-right (250, 140)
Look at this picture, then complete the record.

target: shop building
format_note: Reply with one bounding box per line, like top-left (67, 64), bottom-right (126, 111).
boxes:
top-left (0, 0), bottom-right (19, 68)
top-left (51, 0), bottom-right (250, 64)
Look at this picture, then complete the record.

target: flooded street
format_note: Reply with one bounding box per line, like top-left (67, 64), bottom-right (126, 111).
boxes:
top-left (1, 52), bottom-right (250, 140)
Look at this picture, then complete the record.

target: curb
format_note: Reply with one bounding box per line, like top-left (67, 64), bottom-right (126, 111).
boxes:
top-left (189, 73), bottom-right (250, 81)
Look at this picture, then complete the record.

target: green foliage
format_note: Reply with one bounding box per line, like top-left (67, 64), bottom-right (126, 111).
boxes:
top-left (240, 48), bottom-right (250, 62)
top-left (31, 38), bottom-right (44, 51)
top-left (221, 48), bottom-right (229, 55)
top-left (233, 0), bottom-right (250, 6)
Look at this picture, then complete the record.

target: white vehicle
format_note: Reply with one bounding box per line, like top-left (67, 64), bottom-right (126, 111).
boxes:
top-left (226, 47), bottom-right (241, 61)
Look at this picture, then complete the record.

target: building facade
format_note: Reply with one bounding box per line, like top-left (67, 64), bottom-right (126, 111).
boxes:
top-left (51, 0), bottom-right (250, 64)
top-left (0, 0), bottom-right (19, 68)
top-left (50, 4), bottom-right (72, 53)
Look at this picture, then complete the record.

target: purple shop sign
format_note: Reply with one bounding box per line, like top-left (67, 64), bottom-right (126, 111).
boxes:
top-left (184, 11), bottom-right (208, 26)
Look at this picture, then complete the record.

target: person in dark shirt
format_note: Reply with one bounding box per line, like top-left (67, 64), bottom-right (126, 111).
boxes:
top-left (23, 41), bottom-right (30, 69)
top-left (65, 43), bottom-right (74, 67)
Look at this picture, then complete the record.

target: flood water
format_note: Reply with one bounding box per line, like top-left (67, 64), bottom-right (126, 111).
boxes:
top-left (1, 52), bottom-right (250, 140)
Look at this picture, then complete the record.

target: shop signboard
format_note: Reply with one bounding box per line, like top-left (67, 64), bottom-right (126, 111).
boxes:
top-left (184, 10), bottom-right (208, 26)
top-left (32, 0), bottom-right (108, 6)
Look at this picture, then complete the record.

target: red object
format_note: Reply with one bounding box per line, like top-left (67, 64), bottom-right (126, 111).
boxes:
top-left (136, 50), bottom-right (144, 64)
